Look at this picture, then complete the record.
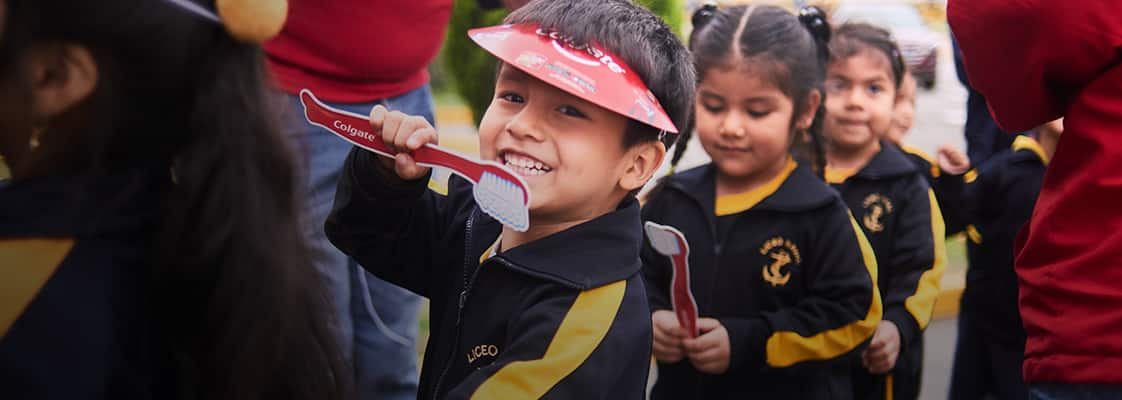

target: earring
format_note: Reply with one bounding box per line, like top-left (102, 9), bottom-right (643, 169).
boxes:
top-left (29, 125), bottom-right (45, 150)
top-left (170, 159), bottom-right (180, 185)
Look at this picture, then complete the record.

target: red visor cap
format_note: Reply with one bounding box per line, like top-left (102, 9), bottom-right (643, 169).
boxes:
top-left (469, 24), bottom-right (679, 134)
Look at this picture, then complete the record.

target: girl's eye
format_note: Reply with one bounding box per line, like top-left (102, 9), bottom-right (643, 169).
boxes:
top-left (558, 105), bottom-right (587, 118)
top-left (825, 80), bottom-right (846, 93)
top-left (499, 92), bottom-right (525, 103)
top-left (868, 84), bottom-right (884, 95)
top-left (747, 109), bottom-right (771, 118)
top-left (702, 103), bottom-right (725, 113)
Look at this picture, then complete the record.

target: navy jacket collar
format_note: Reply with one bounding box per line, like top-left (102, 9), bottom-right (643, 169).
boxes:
top-left (666, 162), bottom-right (837, 213)
top-left (0, 168), bottom-right (166, 238)
top-left (483, 197), bottom-right (644, 290)
top-left (852, 142), bottom-right (919, 180)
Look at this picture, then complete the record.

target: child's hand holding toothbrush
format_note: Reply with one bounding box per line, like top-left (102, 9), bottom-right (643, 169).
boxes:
top-left (300, 89), bottom-right (531, 231)
top-left (369, 104), bottom-right (438, 181)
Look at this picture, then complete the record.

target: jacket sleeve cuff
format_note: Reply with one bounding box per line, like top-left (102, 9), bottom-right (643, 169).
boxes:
top-left (933, 173), bottom-right (967, 234)
top-left (721, 317), bottom-right (771, 373)
top-left (883, 307), bottom-right (921, 352)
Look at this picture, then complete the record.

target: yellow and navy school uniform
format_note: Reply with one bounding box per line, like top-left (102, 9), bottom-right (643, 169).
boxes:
top-left (326, 149), bottom-right (653, 400)
top-left (826, 142), bottom-right (947, 400)
top-left (941, 136), bottom-right (1046, 399)
top-left (898, 144), bottom-right (964, 232)
top-left (1, 169), bottom-right (172, 398)
top-left (641, 159), bottom-right (882, 400)
top-left (898, 144), bottom-right (941, 187)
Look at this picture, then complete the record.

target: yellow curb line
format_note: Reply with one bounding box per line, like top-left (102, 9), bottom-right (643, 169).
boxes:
top-left (933, 285), bottom-right (963, 321)
top-left (427, 130), bottom-right (480, 195)
top-left (436, 104), bottom-right (474, 126)
top-left (933, 270), bottom-right (965, 321)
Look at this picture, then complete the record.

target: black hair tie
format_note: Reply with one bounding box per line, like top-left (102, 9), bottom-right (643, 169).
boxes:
top-left (797, 6), bottom-right (830, 44)
top-left (692, 2), bottom-right (718, 30)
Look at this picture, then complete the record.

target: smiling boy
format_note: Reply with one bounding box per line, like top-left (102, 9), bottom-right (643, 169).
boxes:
top-left (323, 0), bottom-right (695, 398)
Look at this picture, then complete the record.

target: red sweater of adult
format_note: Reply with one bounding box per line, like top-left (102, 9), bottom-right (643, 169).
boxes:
top-left (264, 0), bottom-right (453, 103)
top-left (949, 0), bottom-right (1122, 384)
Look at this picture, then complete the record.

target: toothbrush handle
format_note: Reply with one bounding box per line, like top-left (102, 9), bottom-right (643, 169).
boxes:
top-left (411, 145), bottom-right (487, 180)
top-left (300, 90), bottom-right (486, 179)
top-left (412, 146), bottom-right (529, 205)
top-left (413, 146), bottom-right (531, 206)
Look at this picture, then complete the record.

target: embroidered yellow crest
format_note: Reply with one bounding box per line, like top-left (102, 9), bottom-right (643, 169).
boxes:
top-left (760, 237), bottom-right (801, 287)
top-left (862, 193), bottom-right (894, 233)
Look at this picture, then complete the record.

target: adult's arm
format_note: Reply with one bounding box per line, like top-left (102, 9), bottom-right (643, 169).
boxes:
top-left (948, 0), bottom-right (1122, 131)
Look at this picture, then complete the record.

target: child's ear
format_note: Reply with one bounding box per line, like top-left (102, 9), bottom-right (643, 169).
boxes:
top-left (619, 139), bottom-right (667, 192)
top-left (26, 43), bottom-right (99, 121)
top-left (796, 89), bottom-right (822, 130)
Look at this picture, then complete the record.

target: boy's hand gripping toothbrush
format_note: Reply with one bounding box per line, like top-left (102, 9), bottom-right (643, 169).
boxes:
top-left (300, 89), bottom-right (531, 232)
top-left (644, 222), bottom-right (699, 338)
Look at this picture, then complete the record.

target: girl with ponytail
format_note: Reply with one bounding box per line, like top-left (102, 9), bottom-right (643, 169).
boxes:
top-left (0, 1), bottom-right (349, 399)
top-left (640, 5), bottom-right (882, 399)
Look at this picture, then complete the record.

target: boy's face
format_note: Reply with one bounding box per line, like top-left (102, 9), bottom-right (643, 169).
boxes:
top-left (478, 64), bottom-right (658, 225)
top-left (824, 50), bottom-right (897, 152)
top-left (887, 72), bottom-right (917, 144)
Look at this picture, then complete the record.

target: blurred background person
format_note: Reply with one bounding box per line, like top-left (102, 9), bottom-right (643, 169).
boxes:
top-left (937, 120), bottom-right (1061, 400)
top-left (950, 0), bottom-right (1122, 398)
top-left (0, 0), bottom-right (349, 398)
top-left (951, 36), bottom-right (1013, 166)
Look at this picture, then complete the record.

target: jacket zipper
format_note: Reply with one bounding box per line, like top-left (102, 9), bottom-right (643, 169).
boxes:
top-left (667, 184), bottom-right (722, 305)
top-left (432, 210), bottom-right (478, 399)
top-left (669, 183), bottom-right (738, 400)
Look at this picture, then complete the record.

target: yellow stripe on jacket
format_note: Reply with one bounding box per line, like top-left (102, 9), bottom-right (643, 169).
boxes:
top-left (764, 214), bottom-right (882, 368)
top-left (904, 189), bottom-right (947, 330)
top-left (471, 280), bottom-right (626, 399)
top-left (900, 144), bottom-right (941, 178)
top-left (1, 238), bottom-right (75, 338)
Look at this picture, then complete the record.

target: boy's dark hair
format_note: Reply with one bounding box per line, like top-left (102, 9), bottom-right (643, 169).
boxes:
top-left (0, 1), bottom-right (349, 399)
top-left (504, 0), bottom-right (696, 150)
top-left (667, 4), bottom-right (832, 177)
top-left (829, 23), bottom-right (907, 88)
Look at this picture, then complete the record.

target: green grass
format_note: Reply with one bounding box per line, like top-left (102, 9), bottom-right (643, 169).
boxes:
top-left (432, 88), bottom-right (465, 108)
top-left (416, 301), bottom-right (430, 363)
top-left (945, 234), bottom-right (968, 275)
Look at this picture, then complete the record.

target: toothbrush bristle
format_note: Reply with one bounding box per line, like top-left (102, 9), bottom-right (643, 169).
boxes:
top-left (643, 223), bottom-right (682, 256)
top-left (475, 172), bottom-right (530, 232)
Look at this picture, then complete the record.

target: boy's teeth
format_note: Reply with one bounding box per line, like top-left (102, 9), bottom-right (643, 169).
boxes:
top-left (502, 152), bottom-right (551, 174)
